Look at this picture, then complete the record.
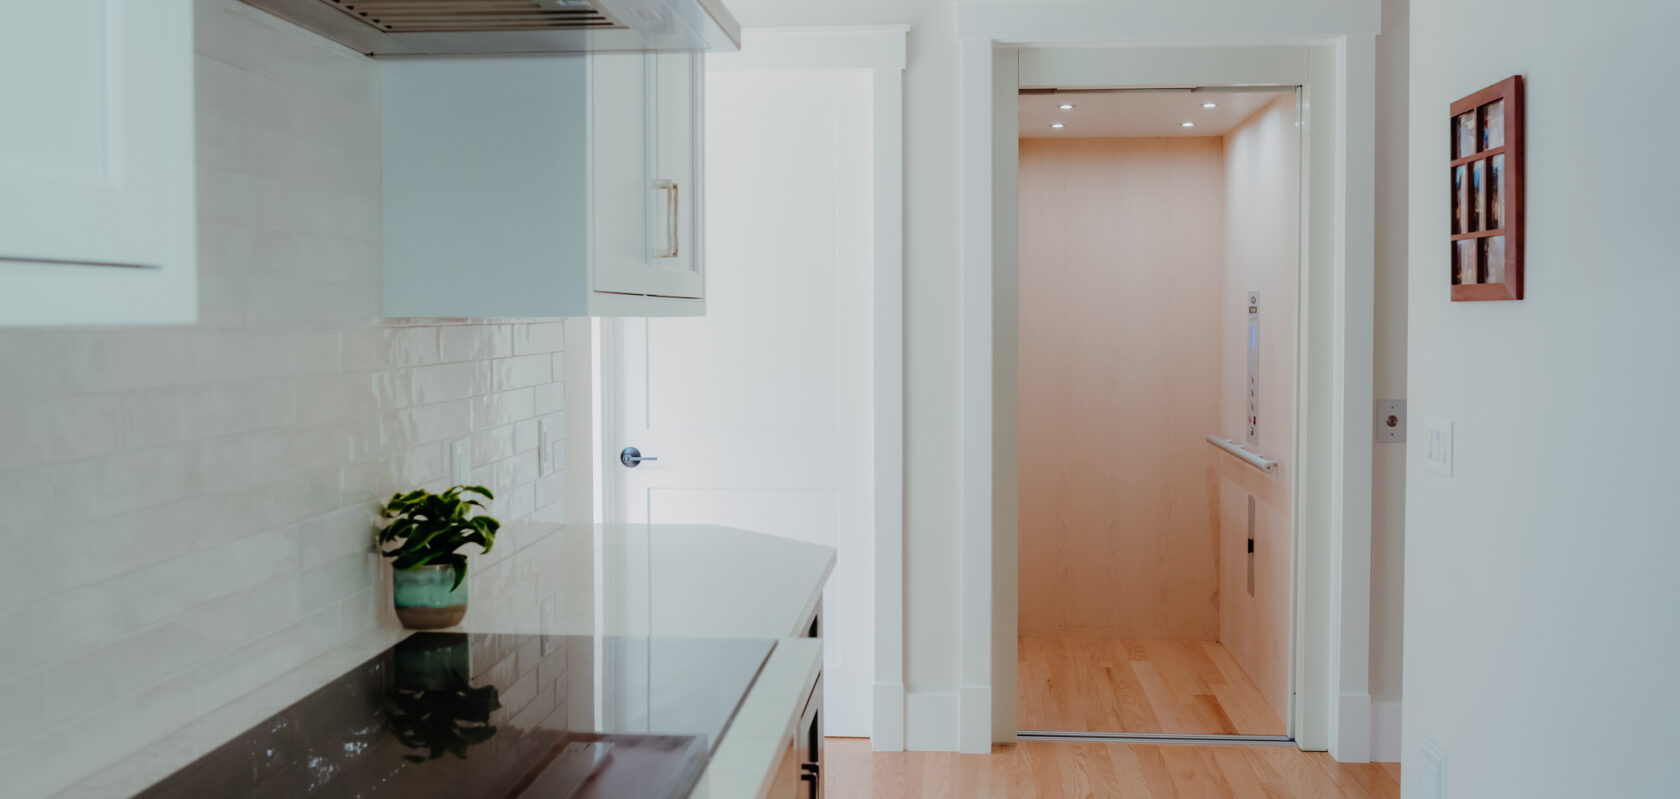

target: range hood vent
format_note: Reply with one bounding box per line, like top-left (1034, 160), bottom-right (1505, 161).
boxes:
top-left (238, 0), bottom-right (740, 56)
top-left (320, 0), bottom-right (625, 34)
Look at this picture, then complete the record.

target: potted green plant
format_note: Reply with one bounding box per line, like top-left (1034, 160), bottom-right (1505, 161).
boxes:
top-left (378, 486), bottom-right (500, 630)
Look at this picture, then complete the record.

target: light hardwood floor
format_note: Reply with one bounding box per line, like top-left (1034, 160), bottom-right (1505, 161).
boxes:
top-left (1019, 638), bottom-right (1286, 735)
top-left (827, 738), bottom-right (1401, 799)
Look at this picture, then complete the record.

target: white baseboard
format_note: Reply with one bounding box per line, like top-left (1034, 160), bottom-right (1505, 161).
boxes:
top-left (1371, 700), bottom-right (1401, 762)
top-left (1332, 692), bottom-right (1373, 763)
top-left (958, 684), bottom-right (992, 754)
top-left (904, 691), bottom-right (959, 751)
top-left (872, 682), bottom-right (905, 751)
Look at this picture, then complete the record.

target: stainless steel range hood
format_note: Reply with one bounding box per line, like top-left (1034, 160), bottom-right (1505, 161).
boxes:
top-left (238, 0), bottom-right (740, 56)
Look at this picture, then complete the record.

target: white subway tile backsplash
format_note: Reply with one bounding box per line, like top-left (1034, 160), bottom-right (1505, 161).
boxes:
top-left (0, 4), bottom-right (572, 796)
top-left (341, 327), bottom-right (439, 371)
top-left (471, 388), bottom-right (537, 430)
top-left (0, 394), bottom-right (122, 468)
top-left (297, 552), bottom-right (379, 617)
top-left (50, 446), bottom-right (184, 525)
top-left (533, 382), bottom-right (565, 416)
top-left (0, 581), bottom-right (134, 682)
top-left (121, 527), bottom-right (303, 629)
top-left (298, 504), bottom-right (379, 568)
top-left (493, 354), bottom-right (553, 391)
top-left (512, 322), bottom-right (565, 355)
top-left (44, 599), bottom-right (251, 734)
top-left (0, 677), bottom-right (50, 751)
top-left (469, 423), bottom-right (519, 468)
top-left (440, 324), bottom-right (515, 362)
top-left (411, 361), bottom-right (486, 406)
top-left (0, 670), bottom-right (204, 799)
top-left (514, 418), bottom-right (541, 454)
top-left (192, 56), bottom-right (378, 156)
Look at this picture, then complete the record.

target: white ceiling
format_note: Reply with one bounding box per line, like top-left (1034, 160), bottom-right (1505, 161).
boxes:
top-left (1018, 90), bottom-right (1294, 139)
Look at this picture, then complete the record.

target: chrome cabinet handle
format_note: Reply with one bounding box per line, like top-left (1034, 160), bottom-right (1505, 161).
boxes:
top-left (620, 446), bottom-right (658, 468)
top-left (653, 180), bottom-right (678, 258)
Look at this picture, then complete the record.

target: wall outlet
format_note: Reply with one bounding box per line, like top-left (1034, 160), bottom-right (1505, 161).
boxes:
top-left (1413, 737), bottom-right (1446, 799)
top-left (451, 438), bottom-right (472, 485)
top-left (1376, 399), bottom-right (1406, 443)
top-left (1423, 418), bottom-right (1453, 476)
top-left (538, 420), bottom-right (555, 477)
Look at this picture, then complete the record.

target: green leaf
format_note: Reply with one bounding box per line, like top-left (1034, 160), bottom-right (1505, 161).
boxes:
top-left (451, 558), bottom-right (468, 591)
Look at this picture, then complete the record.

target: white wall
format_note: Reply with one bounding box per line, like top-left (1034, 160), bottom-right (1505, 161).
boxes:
top-left (725, 0), bottom-right (970, 749)
top-left (1404, 1), bottom-right (1680, 796)
top-left (728, 0), bottom-right (1403, 754)
top-left (0, 3), bottom-right (568, 796)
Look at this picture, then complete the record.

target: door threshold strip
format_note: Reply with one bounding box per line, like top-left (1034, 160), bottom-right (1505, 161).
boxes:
top-left (1018, 730), bottom-right (1297, 747)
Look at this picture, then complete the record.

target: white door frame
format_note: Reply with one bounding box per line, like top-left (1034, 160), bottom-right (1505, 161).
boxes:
top-left (957, 5), bottom-right (1379, 761)
top-left (593, 26), bottom-right (910, 749)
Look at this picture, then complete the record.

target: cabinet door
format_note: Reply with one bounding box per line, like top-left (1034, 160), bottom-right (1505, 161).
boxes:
top-left (589, 53), bottom-right (654, 296)
top-left (648, 52), bottom-right (703, 299)
top-left (0, 0), bottom-right (196, 324)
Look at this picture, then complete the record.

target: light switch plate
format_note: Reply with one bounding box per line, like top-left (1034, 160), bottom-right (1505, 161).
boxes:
top-left (451, 438), bottom-right (472, 485)
top-left (1423, 418), bottom-right (1453, 476)
top-left (537, 421), bottom-right (552, 477)
top-left (1376, 399), bottom-right (1407, 443)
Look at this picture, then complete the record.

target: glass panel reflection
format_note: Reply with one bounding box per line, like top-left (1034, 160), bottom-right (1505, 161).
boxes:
top-left (1455, 112), bottom-right (1477, 158)
top-left (1471, 159), bottom-right (1486, 232)
top-left (1452, 165), bottom-right (1467, 235)
top-left (1483, 236), bottom-right (1506, 284)
top-left (1456, 240), bottom-right (1478, 285)
top-left (1482, 99), bottom-right (1505, 149)
top-left (1488, 154), bottom-right (1505, 230)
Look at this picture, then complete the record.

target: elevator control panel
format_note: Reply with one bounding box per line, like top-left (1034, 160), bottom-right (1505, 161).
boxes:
top-left (1247, 291), bottom-right (1260, 447)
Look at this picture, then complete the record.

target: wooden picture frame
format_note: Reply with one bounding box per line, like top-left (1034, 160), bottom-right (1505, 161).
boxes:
top-left (1450, 75), bottom-right (1524, 301)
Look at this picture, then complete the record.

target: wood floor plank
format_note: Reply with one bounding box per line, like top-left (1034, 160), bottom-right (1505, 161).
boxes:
top-left (1019, 637), bottom-right (1284, 734)
top-left (825, 739), bottom-right (1399, 799)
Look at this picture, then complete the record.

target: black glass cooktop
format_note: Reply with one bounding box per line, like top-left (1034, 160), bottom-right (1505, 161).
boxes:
top-left (132, 633), bottom-right (775, 799)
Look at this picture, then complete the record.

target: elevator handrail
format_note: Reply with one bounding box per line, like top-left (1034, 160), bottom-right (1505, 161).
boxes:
top-left (1206, 435), bottom-right (1279, 473)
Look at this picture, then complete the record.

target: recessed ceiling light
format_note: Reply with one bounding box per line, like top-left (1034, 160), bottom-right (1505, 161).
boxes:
top-left (1181, 121), bottom-right (1196, 128)
top-left (1059, 103), bottom-right (1076, 111)
top-left (1050, 122), bottom-right (1065, 129)
top-left (1202, 102), bottom-right (1219, 109)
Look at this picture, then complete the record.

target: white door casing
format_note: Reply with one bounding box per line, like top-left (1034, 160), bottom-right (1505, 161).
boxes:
top-left (604, 67), bottom-right (882, 738)
top-left (958, 17), bottom-right (1380, 761)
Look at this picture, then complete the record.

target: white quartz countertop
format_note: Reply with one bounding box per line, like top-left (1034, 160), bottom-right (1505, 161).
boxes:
top-left (55, 523), bottom-right (835, 799)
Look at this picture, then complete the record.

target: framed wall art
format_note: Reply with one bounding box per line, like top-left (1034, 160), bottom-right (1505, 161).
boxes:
top-left (1450, 75), bottom-right (1524, 301)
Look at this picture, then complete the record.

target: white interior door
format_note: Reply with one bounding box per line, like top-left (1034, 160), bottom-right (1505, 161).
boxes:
top-left (604, 70), bottom-right (876, 737)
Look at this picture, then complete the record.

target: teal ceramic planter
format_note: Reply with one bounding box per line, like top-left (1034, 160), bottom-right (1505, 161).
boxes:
top-left (392, 564), bottom-right (468, 630)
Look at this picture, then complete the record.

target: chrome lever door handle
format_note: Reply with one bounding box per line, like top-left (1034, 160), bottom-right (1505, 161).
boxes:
top-left (620, 446), bottom-right (658, 468)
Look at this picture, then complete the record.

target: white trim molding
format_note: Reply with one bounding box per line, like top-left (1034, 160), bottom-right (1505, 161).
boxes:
top-left (956, 0), bottom-right (1382, 763)
top-left (1326, 33), bottom-right (1379, 763)
top-left (905, 691), bottom-right (960, 752)
top-left (956, 0), bottom-right (1379, 43)
top-left (1371, 700), bottom-right (1402, 762)
top-left (706, 26), bottom-right (908, 73)
top-left (706, 24), bottom-right (911, 753)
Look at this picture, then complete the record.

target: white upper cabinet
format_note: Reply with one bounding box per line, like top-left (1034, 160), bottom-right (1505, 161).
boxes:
top-left (382, 51), bottom-right (706, 319)
top-left (0, 0), bottom-right (198, 326)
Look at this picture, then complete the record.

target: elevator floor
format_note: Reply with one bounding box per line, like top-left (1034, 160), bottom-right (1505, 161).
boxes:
top-left (1017, 638), bottom-right (1286, 735)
